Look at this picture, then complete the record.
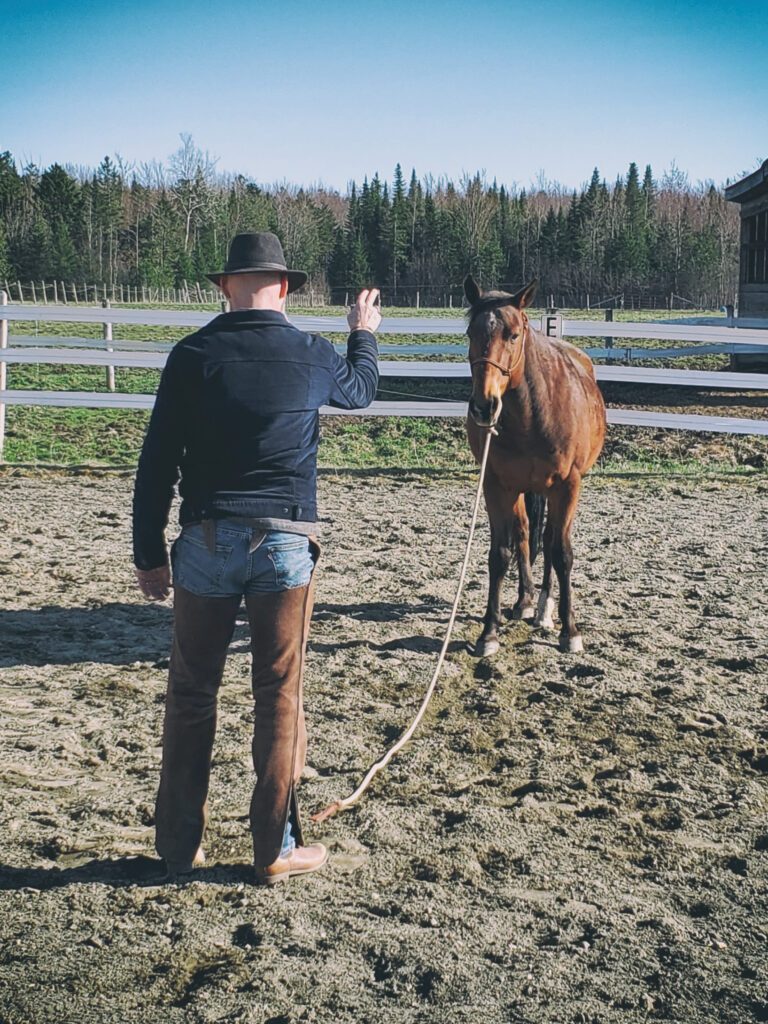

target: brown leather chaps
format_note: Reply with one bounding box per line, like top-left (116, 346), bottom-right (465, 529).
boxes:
top-left (154, 575), bottom-right (314, 868)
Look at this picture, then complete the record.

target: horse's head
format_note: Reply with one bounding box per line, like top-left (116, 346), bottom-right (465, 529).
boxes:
top-left (464, 275), bottom-right (537, 427)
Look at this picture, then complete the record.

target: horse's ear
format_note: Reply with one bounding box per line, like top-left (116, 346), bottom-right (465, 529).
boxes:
top-left (512, 278), bottom-right (538, 310)
top-left (464, 274), bottom-right (482, 305)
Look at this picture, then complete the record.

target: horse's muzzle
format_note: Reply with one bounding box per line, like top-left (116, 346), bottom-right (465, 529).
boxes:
top-left (469, 395), bottom-right (501, 427)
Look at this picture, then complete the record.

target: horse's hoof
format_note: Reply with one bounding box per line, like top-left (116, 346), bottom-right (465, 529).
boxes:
top-left (560, 634), bottom-right (584, 654)
top-left (534, 594), bottom-right (556, 630)
top-left (511, 604), bottom-right (535, 621)
top-left (474, 637), bottom-right (500, 658)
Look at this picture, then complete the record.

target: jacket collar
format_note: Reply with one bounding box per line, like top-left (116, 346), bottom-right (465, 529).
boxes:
top-left (206, 309), bottom-right (290, 330)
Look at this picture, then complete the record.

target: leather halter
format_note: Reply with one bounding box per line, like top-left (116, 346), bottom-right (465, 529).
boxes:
top-left (468, 313), bottom-right (528, 380)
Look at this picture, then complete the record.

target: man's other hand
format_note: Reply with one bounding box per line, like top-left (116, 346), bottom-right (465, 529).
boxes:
top-left (347, 288), bottom-right (382, 334)
top-left (135, 564), bottom-right (172, 601)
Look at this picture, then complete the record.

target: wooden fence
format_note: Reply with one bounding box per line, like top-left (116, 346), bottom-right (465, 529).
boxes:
top-left (2, 280), bottom-right (328, 308)
top-left (1, 296), bottom-right (767, 460)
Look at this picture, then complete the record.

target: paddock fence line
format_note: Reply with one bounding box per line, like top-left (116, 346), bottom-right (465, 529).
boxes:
top-left (4, 280), bottom-right (728, 312)
top-left (2, 280), bottom-right (329, 309)
top-left (1, 298), bottom-right (767, 459)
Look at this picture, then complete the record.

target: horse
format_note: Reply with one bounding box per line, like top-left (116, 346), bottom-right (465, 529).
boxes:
top-left (464, 275), bottom-right (606, 656)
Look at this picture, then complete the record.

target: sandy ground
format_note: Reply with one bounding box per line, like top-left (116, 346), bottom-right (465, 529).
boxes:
top-left (0, 470), bottom-right (767, 1024)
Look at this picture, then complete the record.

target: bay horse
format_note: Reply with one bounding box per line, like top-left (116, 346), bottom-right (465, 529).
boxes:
top-left (464, 275), bottom-right (606, 656)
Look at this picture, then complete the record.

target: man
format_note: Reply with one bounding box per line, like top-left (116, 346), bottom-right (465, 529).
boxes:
top-left (132, 231), bottom-right (380, 884)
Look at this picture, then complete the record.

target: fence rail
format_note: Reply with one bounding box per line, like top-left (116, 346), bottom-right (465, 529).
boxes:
top-left (3, 302), bottom-right (768, 344)
top-left (4, 348), bottom-right (768, 393)
top-left (1, 391), bottom-right (765, 437)
top-left (1, 297), bottom-right (767, 461)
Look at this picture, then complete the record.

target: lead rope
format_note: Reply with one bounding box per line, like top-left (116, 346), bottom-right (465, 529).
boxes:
top-left (311, 428), bottom-right (495, 824)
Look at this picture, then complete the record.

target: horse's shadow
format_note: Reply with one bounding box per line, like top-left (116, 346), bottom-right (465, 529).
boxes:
top-left (0, 857), bottom-right (257, 891)
top-left (313, 600), bottom-right (445, 623)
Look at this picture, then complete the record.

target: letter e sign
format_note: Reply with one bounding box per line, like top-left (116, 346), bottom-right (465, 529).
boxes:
top-left (541, 313), bottom-right (563, 338)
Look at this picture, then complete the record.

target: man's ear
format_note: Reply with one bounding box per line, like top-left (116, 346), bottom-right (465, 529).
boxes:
top-left (279, 274), bottom-right (289, 300)
top-left (511, 278), bottom-right (538, 310)
top-left (218, 275), bottom-right (231, 300)
top-left (464, 274), bottom-right (482, 305)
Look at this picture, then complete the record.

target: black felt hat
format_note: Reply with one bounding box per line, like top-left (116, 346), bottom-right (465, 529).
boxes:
top-left (206, 232), bottom-right (308, 292)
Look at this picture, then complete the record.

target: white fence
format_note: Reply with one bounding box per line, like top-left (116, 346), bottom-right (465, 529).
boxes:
top-left (1, 298), bottom-right (767, 460)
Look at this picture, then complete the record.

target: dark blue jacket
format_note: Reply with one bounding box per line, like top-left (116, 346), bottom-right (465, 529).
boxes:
top-left (132, 309), bottom-right (378, 569)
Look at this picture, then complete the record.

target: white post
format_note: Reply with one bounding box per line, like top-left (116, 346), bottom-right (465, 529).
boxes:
top-left (102, 299), bottom-right (115, 392)
top-left (0, 291), bottom-right (7, 462)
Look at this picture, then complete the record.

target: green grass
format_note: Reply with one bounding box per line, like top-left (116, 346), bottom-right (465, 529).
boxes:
top-left (4, 404), bottom-right (766, 478)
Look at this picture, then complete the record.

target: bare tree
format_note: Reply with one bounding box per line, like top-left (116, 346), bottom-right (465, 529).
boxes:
top-left (169, 133), bottom-right (218, 251)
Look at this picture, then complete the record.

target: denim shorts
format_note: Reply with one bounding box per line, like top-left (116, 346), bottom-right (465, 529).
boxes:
top-left (171, 520), bottom-right (315, 598)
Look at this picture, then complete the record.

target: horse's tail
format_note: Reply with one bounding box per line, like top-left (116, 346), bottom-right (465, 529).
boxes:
top-left (525, 493), bottom-right (547, 564)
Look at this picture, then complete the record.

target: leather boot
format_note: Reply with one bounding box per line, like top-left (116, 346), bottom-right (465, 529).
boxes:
top-left (155, 585), bottom-right (240, 866)
top-left (245, 583), bottom-right (314, 867)
top-left (255, 843), bottom-right (329, 886)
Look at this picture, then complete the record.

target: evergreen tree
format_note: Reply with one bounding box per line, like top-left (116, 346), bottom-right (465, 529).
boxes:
top-left (0, 219), bottom-right (10, 280)
top-left (390, 163), bottom-right (408, 294)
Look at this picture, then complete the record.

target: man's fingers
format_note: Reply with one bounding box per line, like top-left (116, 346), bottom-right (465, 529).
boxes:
top-left (355, 289), bottom-right (370, 306)
top-left (366, 288), bottom-right (380, 307)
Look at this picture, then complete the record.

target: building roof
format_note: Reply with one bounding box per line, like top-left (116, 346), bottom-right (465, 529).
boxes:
top-left (725, 159), bottom-right (768, 204)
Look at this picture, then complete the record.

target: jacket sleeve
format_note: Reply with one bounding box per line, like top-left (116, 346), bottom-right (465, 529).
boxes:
top-left (132, 344), bottom-right (191, 570)
top-left (325, 329), bottom-right (379, 410)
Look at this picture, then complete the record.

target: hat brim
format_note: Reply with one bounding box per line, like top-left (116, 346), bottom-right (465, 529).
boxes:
top-left (206, 268), bottom-right (308, 294)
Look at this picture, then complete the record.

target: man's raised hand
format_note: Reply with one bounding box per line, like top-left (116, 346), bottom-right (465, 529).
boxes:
top-left (347, 288), bottom-right (382, 334)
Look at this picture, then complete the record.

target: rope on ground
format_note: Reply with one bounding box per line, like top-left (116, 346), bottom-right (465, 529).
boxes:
top-left (311, 428), bottom-right (495, 824)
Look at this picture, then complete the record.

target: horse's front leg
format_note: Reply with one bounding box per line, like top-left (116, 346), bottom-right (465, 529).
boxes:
top-left (475, 519), bottom-right (512, 657)
top-left (510, 493), bottom-right (536, 622)
top-left (548, 471), bottom-right (584, 653)
top-left (474, 475), bottom-right (515, 657)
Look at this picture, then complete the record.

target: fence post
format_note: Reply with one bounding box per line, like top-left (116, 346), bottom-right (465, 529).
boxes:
top-left (605, 307), bottom-right (614, 364)
top-left (102, 299), bottom-right (115, 392)
top-left (0, 291), bottom-right (7, 462)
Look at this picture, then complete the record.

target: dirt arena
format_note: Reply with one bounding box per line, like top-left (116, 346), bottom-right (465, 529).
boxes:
top-left (0, 470), bottom-right (766, 1024)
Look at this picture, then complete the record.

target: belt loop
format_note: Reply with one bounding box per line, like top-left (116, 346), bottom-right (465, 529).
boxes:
top-left (202, 518), bottom-right (216, 554)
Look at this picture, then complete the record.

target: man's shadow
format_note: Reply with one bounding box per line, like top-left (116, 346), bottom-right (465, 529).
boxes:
top-left (0, 857), bottom-right (258, 890)
top-left (0, 599), bottom-right (446, 667)
top-left (0, 602), bottom-right (175, 667)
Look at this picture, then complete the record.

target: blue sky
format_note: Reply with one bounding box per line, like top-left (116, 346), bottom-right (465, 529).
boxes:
top-left (1, 0), bottom-right (765, 191)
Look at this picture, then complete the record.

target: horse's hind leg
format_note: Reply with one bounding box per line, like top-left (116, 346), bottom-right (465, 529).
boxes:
top-left (548, 471), bottom-right (584, 653)
top-left (510, 493), bottom-right (536, 622)
top-left (534, 518), bottom-right (556, 629)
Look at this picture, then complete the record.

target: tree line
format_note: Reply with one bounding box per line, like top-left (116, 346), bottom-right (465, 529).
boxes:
top-left (0, 134), bottom-right (739, 307)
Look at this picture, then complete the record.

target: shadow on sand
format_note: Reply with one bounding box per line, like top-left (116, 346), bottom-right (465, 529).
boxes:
top-left (0, 857), bottom-right (259, 890)
top-left (0, 600), bottom-right (451, 667)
